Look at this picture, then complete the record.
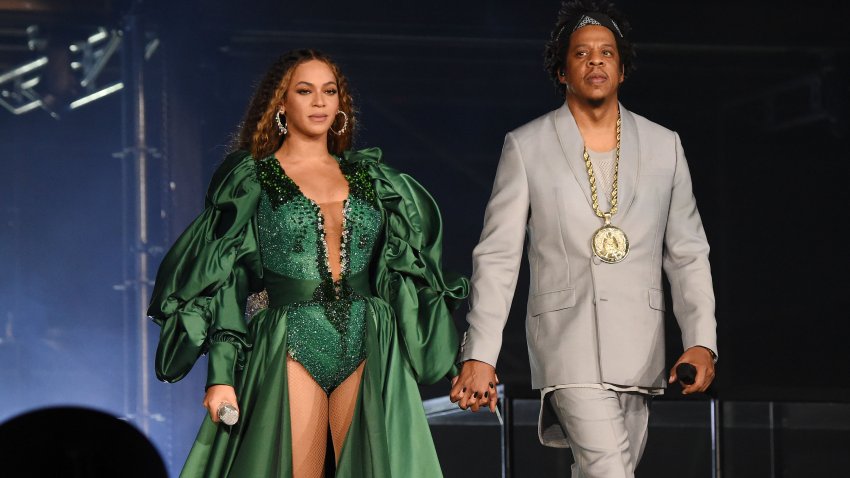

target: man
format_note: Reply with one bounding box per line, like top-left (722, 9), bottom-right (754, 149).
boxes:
top-left (450, 1), bottom-right (718, 477)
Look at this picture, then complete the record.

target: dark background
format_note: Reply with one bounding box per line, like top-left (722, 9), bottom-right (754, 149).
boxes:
top-left (1, 0), bottom-right (848, 476)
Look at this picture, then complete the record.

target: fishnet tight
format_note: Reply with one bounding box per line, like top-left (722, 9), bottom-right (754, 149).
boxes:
top-left (287, 357), bottom-right (365, 478)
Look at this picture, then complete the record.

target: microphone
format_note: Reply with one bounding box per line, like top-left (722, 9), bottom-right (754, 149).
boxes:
top-left (217, 402), bottom-right (239, 426)
top-left (676, 363), bottom-right (697, 385)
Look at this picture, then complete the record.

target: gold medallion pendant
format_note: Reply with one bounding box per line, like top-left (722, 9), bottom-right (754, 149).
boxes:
top-left (592, 223), bottom-right (629, 263)
top-left (582, 111), bottom-right (629, 264)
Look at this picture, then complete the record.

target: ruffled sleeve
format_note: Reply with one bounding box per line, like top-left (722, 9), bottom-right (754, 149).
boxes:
top-left (147, 150), bottom-right (263, 388)
top-left (346, 148), bottom-right (469, 384)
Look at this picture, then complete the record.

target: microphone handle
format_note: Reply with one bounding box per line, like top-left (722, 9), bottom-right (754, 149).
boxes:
top-left (676, 363), bottom-right (697, 386)
top-left (217, 402), bottom-right (239, 426)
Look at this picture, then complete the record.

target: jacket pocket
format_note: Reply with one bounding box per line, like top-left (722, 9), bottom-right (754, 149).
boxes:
top-left (530, 288), bottom-right (576, 317)
top-left (649, 288), bottom-right (666, 311)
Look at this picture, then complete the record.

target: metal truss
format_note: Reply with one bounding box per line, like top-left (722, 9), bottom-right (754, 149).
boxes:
top-left (0, 26), bottom-right (128, 118)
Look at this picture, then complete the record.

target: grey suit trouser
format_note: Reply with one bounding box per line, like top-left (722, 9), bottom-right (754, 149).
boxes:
top-left (548, 388), bottom-right (650, 478)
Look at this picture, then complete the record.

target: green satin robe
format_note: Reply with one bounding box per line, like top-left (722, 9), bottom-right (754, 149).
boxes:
top-left (147, 148), bottom-right (468, 477)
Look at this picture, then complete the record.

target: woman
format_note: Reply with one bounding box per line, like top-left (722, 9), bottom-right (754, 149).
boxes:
top-left (148, 49), bottom-right (468, 477)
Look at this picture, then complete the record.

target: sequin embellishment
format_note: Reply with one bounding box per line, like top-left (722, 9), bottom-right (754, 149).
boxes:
top-left (256, 155), bottom-right (382, 393)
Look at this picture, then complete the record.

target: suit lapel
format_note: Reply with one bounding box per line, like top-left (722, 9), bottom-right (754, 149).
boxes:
top-left (553, 104), bottom-right (594, 210)
top-left (612, 104), bottom-right (640, 220)
top-left (616, 105), bottom-right (640, 220)
top-left (552, 102), bottom-right (641, 220)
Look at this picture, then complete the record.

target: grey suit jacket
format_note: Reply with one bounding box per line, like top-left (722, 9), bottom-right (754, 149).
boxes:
top-left (460, 103), bottom-right (717, 392)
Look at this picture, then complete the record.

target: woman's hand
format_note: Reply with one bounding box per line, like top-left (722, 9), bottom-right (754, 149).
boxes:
top-left (203, 384), bottom-right (239, 423)
top-left (450, 360), bottom-right (499, 412)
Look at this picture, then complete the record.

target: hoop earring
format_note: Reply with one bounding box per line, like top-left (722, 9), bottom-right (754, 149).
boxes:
top-left (330, 110), bottom-right (348, 135)
top-left (275, 110), bottom-right (288, 135)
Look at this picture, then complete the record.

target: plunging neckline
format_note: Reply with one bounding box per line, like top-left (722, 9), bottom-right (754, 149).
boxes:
top-left (272, 156), bottom-right (350, 206)
top-left (273, 157), bottom-right (350, 282)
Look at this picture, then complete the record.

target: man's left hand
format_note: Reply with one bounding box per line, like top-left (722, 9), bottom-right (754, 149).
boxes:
top-left (669, 346), bottom-right (716, 395)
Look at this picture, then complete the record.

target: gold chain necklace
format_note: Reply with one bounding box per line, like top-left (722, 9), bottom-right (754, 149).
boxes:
top-left (583, 112), bottom-right (629, 263)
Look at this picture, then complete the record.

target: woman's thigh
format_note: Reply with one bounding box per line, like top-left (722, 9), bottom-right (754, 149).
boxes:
top-left (287, 357), bottom-right (329, 478)
top-left (328, 360), bottom-right (366, 461)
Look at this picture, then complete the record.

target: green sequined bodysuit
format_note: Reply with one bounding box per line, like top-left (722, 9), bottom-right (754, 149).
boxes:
top-left (256, 156), bottom-right (382, 393)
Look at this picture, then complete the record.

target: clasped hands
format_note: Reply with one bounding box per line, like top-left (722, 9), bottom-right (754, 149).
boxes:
top-left (450, 360), bottom-right (499, 412)
top-left (451, 345), bottom-right (715, 412)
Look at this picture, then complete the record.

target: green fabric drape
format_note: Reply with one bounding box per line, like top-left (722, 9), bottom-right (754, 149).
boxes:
top-left (147, 148), bottom-right (468, 477)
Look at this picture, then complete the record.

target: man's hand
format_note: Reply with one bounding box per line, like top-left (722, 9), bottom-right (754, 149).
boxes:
top-left (203, 384), bottom-right (238, 423)
top-left (669, 346), bottom-right (716, 395)
top-left (450, 360), bottom-right (499, 412)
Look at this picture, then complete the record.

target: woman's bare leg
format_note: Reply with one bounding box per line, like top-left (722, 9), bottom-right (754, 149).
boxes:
top-left (328, 361), bottom-right (366, 462)
top-left (287, 357), bottom-right (329, 478)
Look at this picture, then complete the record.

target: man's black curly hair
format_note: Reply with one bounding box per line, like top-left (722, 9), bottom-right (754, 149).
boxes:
top-left (543, 0), bottom-right (636, 98)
